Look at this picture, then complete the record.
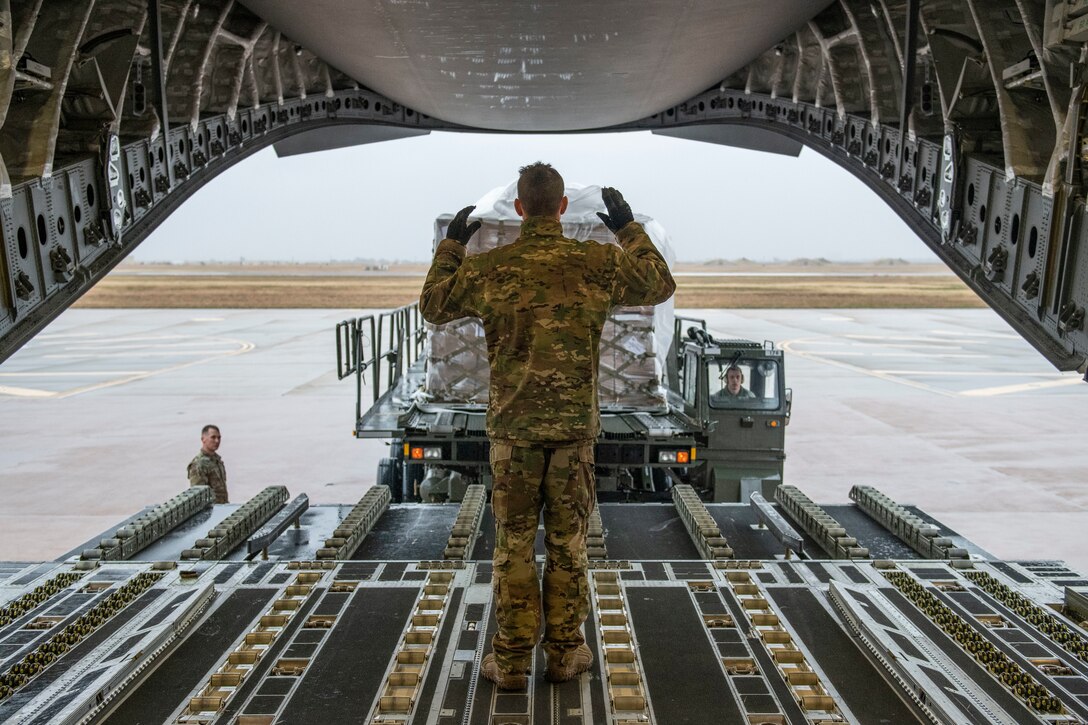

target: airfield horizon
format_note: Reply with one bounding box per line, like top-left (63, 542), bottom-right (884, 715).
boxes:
top-left (82, 261), bottom-right (984, 309)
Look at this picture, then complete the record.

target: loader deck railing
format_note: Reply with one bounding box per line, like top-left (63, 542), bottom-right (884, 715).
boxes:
top-left (336, 303), bottom-right (426, 424)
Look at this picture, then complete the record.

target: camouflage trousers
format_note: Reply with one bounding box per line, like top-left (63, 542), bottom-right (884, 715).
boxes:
top-left (489, 440), bottom-right (595, 674)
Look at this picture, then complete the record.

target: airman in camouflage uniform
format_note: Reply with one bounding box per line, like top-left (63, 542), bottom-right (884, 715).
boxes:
top-left (420, 163), bottom-right (675, 689)
top-left (187, 424), bottom-right (228, 504)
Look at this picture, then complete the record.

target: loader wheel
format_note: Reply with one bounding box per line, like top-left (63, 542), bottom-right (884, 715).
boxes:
top-left (377, 457), bottom-right (402, 503)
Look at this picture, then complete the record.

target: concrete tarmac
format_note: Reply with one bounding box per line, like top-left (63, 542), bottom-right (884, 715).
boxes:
top-left (0, 307), bottom-right (1085, 572)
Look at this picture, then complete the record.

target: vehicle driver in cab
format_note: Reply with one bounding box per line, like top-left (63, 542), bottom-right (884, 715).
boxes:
top-left (713, 365), bottom-right (756, 403)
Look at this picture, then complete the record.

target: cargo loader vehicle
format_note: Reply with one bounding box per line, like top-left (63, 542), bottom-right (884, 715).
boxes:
top-left (335, 187), bottom-right (792, 503)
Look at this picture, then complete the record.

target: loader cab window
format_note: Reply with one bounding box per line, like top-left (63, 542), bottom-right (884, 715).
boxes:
top-left (709, 358), bottom-right (779, 410)
top-left (683, 352), bottom-right (698, 407)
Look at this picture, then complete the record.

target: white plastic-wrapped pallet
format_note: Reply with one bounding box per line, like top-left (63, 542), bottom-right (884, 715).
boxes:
top-left (423, 182), bottom-right (676, 412)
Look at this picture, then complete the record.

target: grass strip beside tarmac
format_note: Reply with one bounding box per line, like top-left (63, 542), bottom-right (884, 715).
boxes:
top-left (72, 273), bottom-right (985, 309)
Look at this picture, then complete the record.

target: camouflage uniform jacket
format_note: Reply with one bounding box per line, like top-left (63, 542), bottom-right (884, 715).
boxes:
top-left (714, 387), bottom-right (755, 401)
top-left (420, 217), bottom-right (675, 443)
top-left (187, 450), bottom-right (228, 503)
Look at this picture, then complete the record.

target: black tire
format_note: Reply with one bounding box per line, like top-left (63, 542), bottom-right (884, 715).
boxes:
top-left (377, 457), bottom-right (402, 503)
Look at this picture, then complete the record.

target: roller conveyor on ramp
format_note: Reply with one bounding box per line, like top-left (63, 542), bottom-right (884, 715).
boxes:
top-left (1, 487), bottom-right (1086, 723)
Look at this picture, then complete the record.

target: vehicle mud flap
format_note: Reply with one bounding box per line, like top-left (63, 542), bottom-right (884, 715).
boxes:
top-left (404, 462), bottom-right (425, 502)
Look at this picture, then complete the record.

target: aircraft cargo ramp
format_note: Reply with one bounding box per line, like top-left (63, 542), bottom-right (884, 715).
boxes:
top-left (2, 485), bottom-right (1088, 724)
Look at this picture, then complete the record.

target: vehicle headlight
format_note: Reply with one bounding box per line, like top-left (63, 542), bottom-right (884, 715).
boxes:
top-left (658, 450), bottom-right (677, 463)
top-left (423, 447), bottom-right (443, 460)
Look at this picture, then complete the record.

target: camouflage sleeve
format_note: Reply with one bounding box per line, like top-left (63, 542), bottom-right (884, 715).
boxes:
top-left (419, 238), bottom-right (481, 324)
top-left (187, 458), bottom-right (206, 486)
top-left (610, 221), bottom-right (676, 307)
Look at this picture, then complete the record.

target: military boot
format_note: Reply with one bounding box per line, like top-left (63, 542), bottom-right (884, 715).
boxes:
top-left (545, 643), bottom-right (593, 683)
top-left (481, 653), bottom-right (528, 690)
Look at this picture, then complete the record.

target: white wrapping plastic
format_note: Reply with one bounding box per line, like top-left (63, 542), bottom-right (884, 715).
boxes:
top-left (425, 182), bottom-right (676, 412)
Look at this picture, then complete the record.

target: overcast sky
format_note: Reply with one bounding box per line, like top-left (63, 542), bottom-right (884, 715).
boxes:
top-left (132, 130), bottom-right (939, 263)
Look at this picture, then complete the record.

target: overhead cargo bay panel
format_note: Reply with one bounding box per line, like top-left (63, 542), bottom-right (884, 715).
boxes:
top-left (240, 0), bottom-right (836, 131)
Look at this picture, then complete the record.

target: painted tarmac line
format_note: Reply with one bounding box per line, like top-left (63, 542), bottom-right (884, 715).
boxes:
top-left (843, 334), bottom-right (984, 343)
top-left (42, 350), bottom-right (245, 359)
top-left (960, 377), bottom-right (1085, 396)
top-left (0, 371), bottom-right (149, 377)
top-left (53, 340), bottom-right (255, 398)
top-left (852, 342), bottom-right (970, 349)
top-left (788, 336), bottom-right (989, 359)
top-left (804, 350), bottom-right (988, 359)
top-left (0, 339), bottom-right (255, 399)
top-left (31, 334), bottom-right (197, 346)
top-left (0, 385), bottom-right (56, 398)
top-left (32, 332), bottom-right (99, 339)
top-left (929, 329), bottom-right (1020, 339)
top-left (46, 339), bottom-right (234, 350)
top-left (868, 353), bottom-right (988, 358)
top-left (778, 339), bottom-right (957, 397)
top-left (782, 337), bottom-right (1060, 397)
top-left (872, 370), bottom-right (1066, 377)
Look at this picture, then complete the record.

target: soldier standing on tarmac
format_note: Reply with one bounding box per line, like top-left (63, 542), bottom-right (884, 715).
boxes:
top-left (419, 163), bottom-right (675, 690)
top-left (187, 424), bottom-right (229, 503)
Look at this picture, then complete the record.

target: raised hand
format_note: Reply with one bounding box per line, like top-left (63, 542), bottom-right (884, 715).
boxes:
top-left (446, 205), bottom-right (482, 246)
top-left (596, 187), bottom-right (634, 233)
